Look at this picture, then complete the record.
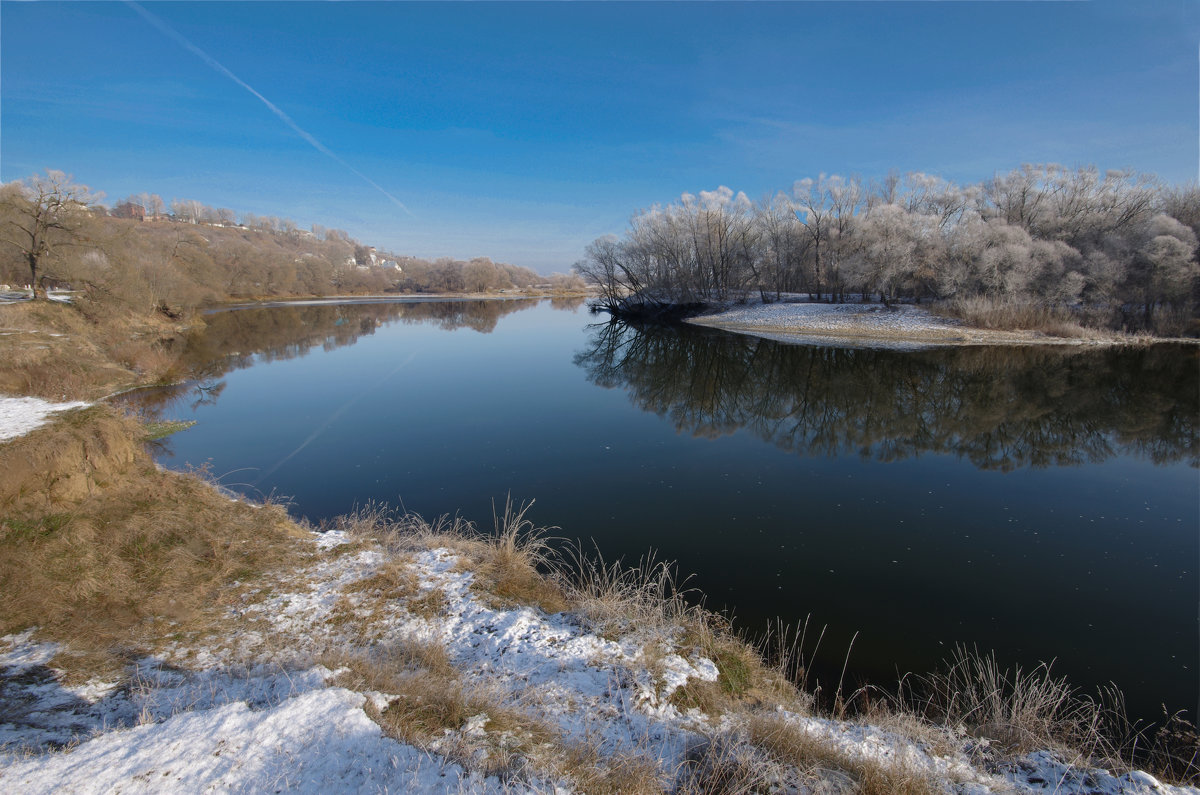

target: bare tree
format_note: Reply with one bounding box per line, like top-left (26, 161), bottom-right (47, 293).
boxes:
top-left (794, 176), bottom-right (834, 300)
top-left (574, 236), bottom-right (634, 311)
top-left (752, 192), bottom-right (808, 299)
top-left (0, 170), bottom-right (100, 299)
top-left (826, 175), bottom-right (863, 301)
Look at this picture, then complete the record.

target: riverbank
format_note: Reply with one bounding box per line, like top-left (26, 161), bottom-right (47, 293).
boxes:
top-left (1, 404), bottom-right (1197, 793)
top-left (0, 292), bottom-right (589, 404)
top-left (219, 288), bottom-right (590, 310)
top-left (686, 301), bottom-right (1139, 349)
top-left (2, 297), bottom-right (1197, 791)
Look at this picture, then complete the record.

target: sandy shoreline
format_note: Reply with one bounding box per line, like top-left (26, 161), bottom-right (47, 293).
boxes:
top-left (686, 301), bottom-right (1130, 348)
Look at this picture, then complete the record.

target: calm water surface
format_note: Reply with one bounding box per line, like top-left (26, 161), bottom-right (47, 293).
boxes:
top-left (129, 298), bottom-right (1199, 723)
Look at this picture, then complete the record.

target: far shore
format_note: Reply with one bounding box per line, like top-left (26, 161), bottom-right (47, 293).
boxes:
top-left (686, 300), bottom-right (1197, 348)
top-left (218, 288), bottom-right (590, 311)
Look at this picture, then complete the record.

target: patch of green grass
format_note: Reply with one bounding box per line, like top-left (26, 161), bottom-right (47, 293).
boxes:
top-left (2, 513), bottom-right (73, 544)
top-left (713, 644), bottom-right (753, 696)
top-left (140, 419), bottom-right (197, 441)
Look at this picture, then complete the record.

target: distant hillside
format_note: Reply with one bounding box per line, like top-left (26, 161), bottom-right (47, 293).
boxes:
top-left (0, 171), bottom-right (583, 316)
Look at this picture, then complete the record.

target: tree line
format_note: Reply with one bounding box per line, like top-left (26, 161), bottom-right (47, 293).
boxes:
top-left (0, 170), bottom-right (583, 316)
top-left (575, 164), bottom-right (1200, 335)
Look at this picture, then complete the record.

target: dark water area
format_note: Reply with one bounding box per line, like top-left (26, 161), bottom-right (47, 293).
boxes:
top-left (124, 298), bottom-right (1199, 725)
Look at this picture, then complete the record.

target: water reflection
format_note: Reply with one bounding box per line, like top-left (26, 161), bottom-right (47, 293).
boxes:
top-left (130, 299), bottom-right (546, 413)
top-left (191, 298), bottom-right (541, 369)
top-left (575, 321), bottom-right (1199, 471)
top-left (116, 301), bottom-right (1197, 724)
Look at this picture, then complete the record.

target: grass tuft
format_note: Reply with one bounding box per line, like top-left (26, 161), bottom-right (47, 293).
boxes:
top-left (470, 496), bottom-right (567, 612)
top-left (748, 713), bottom-right (940, 795)
top-left (900, 644), bottom-right (1107, 757)
top-left (675, 734), bottom-right (779, 794)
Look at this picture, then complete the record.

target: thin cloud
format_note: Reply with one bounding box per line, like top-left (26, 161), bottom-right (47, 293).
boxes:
top-left (125, 1), bottom-right (412, 216)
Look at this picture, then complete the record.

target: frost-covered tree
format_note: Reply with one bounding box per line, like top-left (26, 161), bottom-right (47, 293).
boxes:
top-left (1128, 214), bottom-right (1199, 327)
top-left (793, 177), bottom-right (834, 300)
top-left (851, 204), bottom-right (922, 303)
top-left (752, 192), bottom-right (808, 300)
top-left (581, 164), bottom-right (1198, 334)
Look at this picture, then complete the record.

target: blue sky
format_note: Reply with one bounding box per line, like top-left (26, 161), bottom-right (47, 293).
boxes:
top-left (2, 1), bottom-right (1197, 272)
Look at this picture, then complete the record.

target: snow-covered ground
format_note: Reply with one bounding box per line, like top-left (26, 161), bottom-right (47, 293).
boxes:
top-left (688, 301), bottom-right (1084, 348)
top-left (2, 528), bottom-right (1193, 794)
top-left (0, 290), bottom-right (74, 305)
top-left (0, 396), bottom-right (90, 443)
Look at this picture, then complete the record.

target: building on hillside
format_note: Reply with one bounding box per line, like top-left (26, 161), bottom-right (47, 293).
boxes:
top-left (113, 202), bottom-right (146, 221)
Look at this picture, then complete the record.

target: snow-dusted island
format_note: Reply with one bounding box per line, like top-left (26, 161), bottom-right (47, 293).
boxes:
top-left (687, 301), bottom-right (1115, 349)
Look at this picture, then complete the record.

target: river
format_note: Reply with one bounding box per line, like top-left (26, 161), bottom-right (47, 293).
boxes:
top-left (124, 297), bottom-right (1199, 724)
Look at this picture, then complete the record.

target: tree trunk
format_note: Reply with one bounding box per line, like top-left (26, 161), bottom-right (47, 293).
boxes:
top-left (27, 252), bottom-right (45, 300)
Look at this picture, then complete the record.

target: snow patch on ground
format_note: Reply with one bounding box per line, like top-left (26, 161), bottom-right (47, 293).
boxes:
top-left (1, 687), bottom-right (506, 794)
top-left (0, 396), bottom-right (90, 442)
top-left (687, 300), bottom-right (1089, 348)
top-left (2, 530), bottom-right (1195, 794)
top-left (689, 302), bottom-right (969, 346)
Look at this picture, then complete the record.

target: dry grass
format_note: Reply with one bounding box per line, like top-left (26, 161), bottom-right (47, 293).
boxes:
top-left (328, 642), bottom-right (521, 766)
top-left (0, 404), bottom-right (304, 679)
top-left (555, 545), bottom-right (805, 717)
top-left (327, 556), bottom-right (450, 632)
top-left (900, 645), bottom-right (1109, 759)
top-left (0, 301), bottom-right (184, 400)
top-left (1, 404), bottom-right (139, 508)
top-left (848, 694), bottom-right (960, 760)
top-left (674, 734), bottom-right (780, 794)
top-left (939, 296), bottom-right (1099, 339)
top-left (747, 713), bottom-right (940, 795)
top-left (1135, 710), bottom-right (1200, 785)
top-left (559, 544), bottom-right (699, 640)
top-left (671, 621), bottom-right (803, 719)
top-left (333, 498), bottom-right (569, 614)
top-left (470, 497), bottom-right (568, 612)
top-left (551, 743), bottom-right (666, 795)
top-left (325, 637), bottom-right (458, 692)
top-left (326, 640), bottom-right (665, 791)
top-left (335, 501), bottom-right (473, 556)
top-left (336, 501), bottom-right (807, 727)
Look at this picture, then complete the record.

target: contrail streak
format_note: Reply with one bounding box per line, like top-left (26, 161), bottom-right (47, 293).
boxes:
top-left (255, 351), bottom-right (417, 484)
top-left (125, 1), bottom-right (412, 216)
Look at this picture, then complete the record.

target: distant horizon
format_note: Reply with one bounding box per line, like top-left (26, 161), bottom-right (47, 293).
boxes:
top-left (3, 1), bottom-right (1196, 274)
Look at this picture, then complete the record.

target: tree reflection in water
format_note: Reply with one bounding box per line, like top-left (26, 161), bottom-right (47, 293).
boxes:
top-left (124, 298), bottom-right (546, 416)
top-left (574, 320), bottom-right (1198, 471)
